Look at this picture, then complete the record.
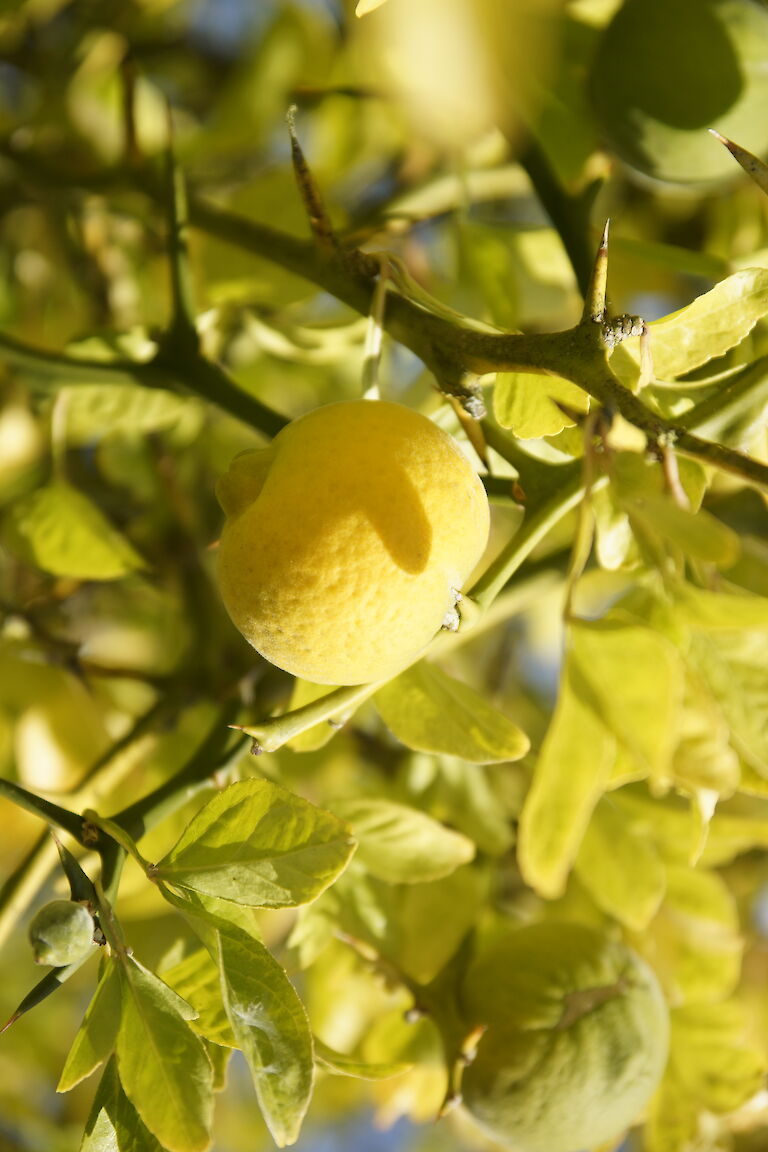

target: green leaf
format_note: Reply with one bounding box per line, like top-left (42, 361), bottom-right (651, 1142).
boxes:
top-left (677, 584), bottom-right (768, 629)
top-left (116, 955), bottom-right (213, 1152)
top-left (620, 490), bottom-right (740, 565)
top-left (671, 1001), bottom-right (766, 1113)
top-left (380, 864), bottom-right (486, 984)
top-left (424, 758), bottom-right (514, 856)
top-left (571, 618), bottom-right (684, 781)
top-left (517, 657), bottom-right (616, 899)
top-left (159, 881), bottom-right (266, 942)
top-left (493, 372), bottom-right (589, 438)
top-left (217, 927), bottom-right (314, 1147)
top-left (154, 778), bottom-right (356, 908)
top-left (313, 1037), bottom-right (410, 1080)
top-left (641, 865), bottom-right (742, 1006)
top-left (611, 268), bottom-right (768, 388)
top-left (81, 1057), bottom-right (165, 1152)
top-left (671, 669), bottom-right (740, 798)
top-left (647, 999), bottom-right (766, 1150)
top-left (66, 384), bottom-right (195, 444)
top-left (690, 630), bottom-right (768, 775)
top-left (702, 794), bottom-right (768, 866)
top-left (4, 483), bottom-right (144, 580)
top-left (375, 662), bottom-right (529, 764)
top-left (161, 948), bottom-right (237, 1048)
top-left (58, 959), bottom-right (122, 1092)
top-left (332, 798), bottom-right (474, 884)
top-left (574, 796), bottom-right (666, 931)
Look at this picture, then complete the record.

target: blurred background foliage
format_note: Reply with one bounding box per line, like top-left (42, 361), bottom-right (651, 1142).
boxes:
top-left (1, 0), bottom-right (768, 1150)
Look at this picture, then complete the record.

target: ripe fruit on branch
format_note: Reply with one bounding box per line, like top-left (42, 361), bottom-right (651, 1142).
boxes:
top-left (216, 400), bottom-right (490, 685)
top-left (589, 0), bottom-right (768, 184)
top-left (459, 922), bottom-right (669, 1152)
top-left (28, 899), bottom-right (96, 967)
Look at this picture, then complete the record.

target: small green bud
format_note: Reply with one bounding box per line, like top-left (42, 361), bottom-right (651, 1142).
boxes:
top-left (28, 899), bottom-right (96, 967)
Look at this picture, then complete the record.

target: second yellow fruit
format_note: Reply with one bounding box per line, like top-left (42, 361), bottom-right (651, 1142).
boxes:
top-left (216, 400), bottom-right (490, 685)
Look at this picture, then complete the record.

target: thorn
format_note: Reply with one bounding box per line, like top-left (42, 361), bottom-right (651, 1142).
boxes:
top-left (582, 218), bottom-right (611, 324)
top-left (708, 129), bottom-right (768, 194)
top-left (0, 1012), bottom-right (19, 1035)
top-left (286, 105), bottom-right (343, 261)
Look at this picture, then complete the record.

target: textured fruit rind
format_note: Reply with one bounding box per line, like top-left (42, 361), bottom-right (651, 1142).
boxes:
top-left (216, 400), bottom-right (490, 685)
top-left (460, 921), bottom-right (670, 1152)
top-left (28, 899), bottom-right (96, 966)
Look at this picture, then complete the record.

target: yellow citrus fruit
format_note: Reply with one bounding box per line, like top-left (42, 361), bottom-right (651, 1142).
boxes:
top-left (589, 0), bottom-right (768, 184)
top-left (216, 400), bottom-right (490, 685)
top-left (460, 922), bottom-right (669, 1152)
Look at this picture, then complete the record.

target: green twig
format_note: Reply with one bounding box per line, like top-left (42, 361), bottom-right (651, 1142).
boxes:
top-left (162, 114), bottom-right (199, 354)
top-left (0, 778), bottom-right (87, 843)
top-left (236, 681), bottom-right (384, 754)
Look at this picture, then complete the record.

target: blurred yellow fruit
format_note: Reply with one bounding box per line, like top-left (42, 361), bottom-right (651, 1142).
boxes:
top-left (460, 922), bottom-right (670, 1152)
top-left (216, 400), bottom-right (490, 685)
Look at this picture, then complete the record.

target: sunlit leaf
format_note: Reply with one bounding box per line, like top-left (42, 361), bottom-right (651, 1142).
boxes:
top-left (574, 796), bottom-right (666, 931)
top-left (81, 1057), bottom-right (165, 1152)
top-left (161, 948), bottom-right (237, 1048)
top-left (637, 865), bottom-right (742, 1006)
top-left (333, 798), bottom-right (474, 884)
top-left (621, 490), bottom-right (740, 565)
top-left (4, 483), bottom-right (144, 580)
top-left (375, 662), bottom-right (529, 764)
top-left (612, 269), bottom-right (768, 387)
top-left (672, 670), bottom-right (740, 798)
top-left (154, 779), bottom-right (355, 908)
top-left (218, 927), bottom-right (314, 1147)
top-left (58, 959), bottom-right (121, 1092)
top-left (313, 1037), bottom-right (410, 1080)
top-left (677, 584), bottom-right (768, 629)
top-left (570, 618), bottom-right (683, 781)
top-left (691, 630), bottom-right (768, 776)
top-left (426, 757), bottom-right (514, 856)
top-left (493, 372), bottom-right (588, 438)
top-left (116, 956), bottom-right (213, 1152)
top-left (518, 658), bottom-right (616, 899)
top-left (647, 991), bottom-right (767, 1145)
top-left (159, 880), bottom-right (267, 942)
